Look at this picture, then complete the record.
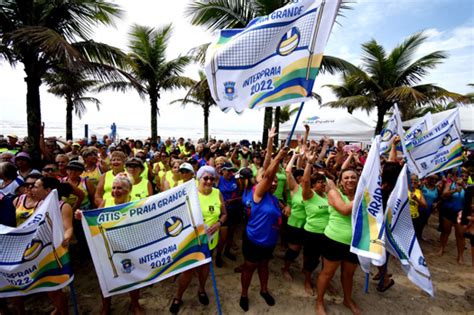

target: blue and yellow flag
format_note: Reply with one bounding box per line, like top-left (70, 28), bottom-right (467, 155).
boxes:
top-left (205, 0), bottom-right (341, 112)
top-left (404, 109), bottom-right (462, 178)
top-left (351, 136), bottom-right (386, 273)
top-left (385, 165), bottom-right (434, 296)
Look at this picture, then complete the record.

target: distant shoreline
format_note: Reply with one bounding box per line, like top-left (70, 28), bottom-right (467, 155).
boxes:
top-left (1, 120), bottom-right (264, 143)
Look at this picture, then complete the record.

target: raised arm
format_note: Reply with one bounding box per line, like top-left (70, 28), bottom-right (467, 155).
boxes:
top-left (254, 146), bottom-right (289, 203)
top-left (302, 151), bottom-right (317, 201)
top-left (262, 127), bottom-right (277, 171)
top-left (328, 188), bottom-right (353, 216)
top-left (285, 152), bottom-right (299, 194)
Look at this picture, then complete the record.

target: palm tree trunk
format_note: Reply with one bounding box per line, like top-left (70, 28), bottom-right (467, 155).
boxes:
top-left (204, 104), bottom-right (210, 142)
top-left (274, 107), bottom-right (280, 147)
top-left (150, 93), bottom-right (158, 142)
top-left (262, 107), bottom-right (273, 146)
top-left (375, 106), bottom-right (386, 135)
top-left (66, 96), bottom-right (73, 140)
top-left (24, 64), bottom-right (42, 166)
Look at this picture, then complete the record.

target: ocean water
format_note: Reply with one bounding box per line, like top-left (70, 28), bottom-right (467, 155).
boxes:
top-left (0, 120), bottom-right (263, 142)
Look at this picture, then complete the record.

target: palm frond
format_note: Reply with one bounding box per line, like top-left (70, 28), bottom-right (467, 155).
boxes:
top-left (185, 0), bottom-right (251, 31)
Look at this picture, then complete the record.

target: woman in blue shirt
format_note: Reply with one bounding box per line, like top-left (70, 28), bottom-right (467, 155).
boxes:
top-left (239, 147), bottom-right (288, 312)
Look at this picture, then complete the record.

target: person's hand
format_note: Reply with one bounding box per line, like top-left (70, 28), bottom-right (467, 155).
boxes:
top-left (393, 135), bottom-right (401, 145)
top-left (62, 236), bottom-right (71, 248)
top-left (304, 124), bottom-right (310, 132)
top-left (282, 205), bottom-right (291, 216)
top-left (268, 127), bottom-right (277, 139)
top-left (207, 222), bottom-right (221, 235)
top-left (74, 209), bottom-right (83, 220)
top-left (276, 146), bottom-right (289, 160)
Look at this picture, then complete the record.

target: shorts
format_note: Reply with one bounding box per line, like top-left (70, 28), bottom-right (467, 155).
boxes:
top-left (303, 231), bottom-right (325, 272)
top-left (242, 232), bottom-right (275, 263)
top-left (223, 206), bottom-right (241, 227)
top-left (440, 208), bottom-right (460, 224)
top-left (464, 232), bottom-right (474, 247)
top-left (321, 235), bottom-right (358, 264)
top-left (286, 224), bottom-right (306, 246)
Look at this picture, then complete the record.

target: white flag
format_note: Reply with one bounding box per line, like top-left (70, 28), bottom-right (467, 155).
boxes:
top-left (380, 105), bottom-right (404, 155)
top-left (385, 165), bottom-right (434, 296)
top-left (351, 136), bottom-right (386, 273)
top-left (404, 109), bottom-right (462, 178)
top-left (204, 0), bottom-right (341, 112)
top-left (404, 112), bottom-right (433, 143)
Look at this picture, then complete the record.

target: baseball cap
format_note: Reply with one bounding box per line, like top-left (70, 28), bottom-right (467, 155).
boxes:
top-left (221, 162), bottom-right (237, 172)
top-left (235, 167), bottom-right (252, 179)
top-left (72, 142), bottom-right (81, 148)
top-left (125, 157), bottom-right (144, 168)
top-left (179, 162), bottom-right (194, 173)
top-left (15, 152), bottom-right (31, 161)
top-left (7, 134), bottom-right (18, 139)
top-left (66, 160), bottom-right (85, 171)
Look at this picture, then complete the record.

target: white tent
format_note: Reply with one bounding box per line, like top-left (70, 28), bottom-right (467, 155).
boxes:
top-left (279, 106), bottom-right (375, 142)
top-left (402, 107), bottom-right (473, 132)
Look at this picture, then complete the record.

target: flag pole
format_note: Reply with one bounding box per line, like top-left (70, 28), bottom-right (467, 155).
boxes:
top-left (69, 282), bottom-right (79, 315)
top-left (285, 102), bottom-right (305, 146)
top-left (209, 262), bottom-right (222, 315)
top-left (364, 273), bottom-right (369, 293)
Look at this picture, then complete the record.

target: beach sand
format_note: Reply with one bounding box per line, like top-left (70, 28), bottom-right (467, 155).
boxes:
top-left (15, 216), bottom-right (474, 314)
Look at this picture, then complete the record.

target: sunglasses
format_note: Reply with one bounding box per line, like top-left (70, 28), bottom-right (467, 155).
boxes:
top-left (23, 182), bottom-right (35, 188)
top-left (43, 168), bottom-right (57, 172)
top-left (202, 176), bottom-right (215, 182)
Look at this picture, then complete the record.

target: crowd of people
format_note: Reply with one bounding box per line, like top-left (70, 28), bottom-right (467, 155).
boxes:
top-left (0, 125), bottom-right (473, 315)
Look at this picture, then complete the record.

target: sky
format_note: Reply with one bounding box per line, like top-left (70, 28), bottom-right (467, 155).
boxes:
top-left (1, 0), bottom-right (473, 137)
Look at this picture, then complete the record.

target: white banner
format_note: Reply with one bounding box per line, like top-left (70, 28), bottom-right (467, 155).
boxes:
top-left (205, 0), bottom-right (341, 112)
top-left (351, 136), bottom-right (386, 272)
top-left (380, 105), bottom-right (404, 155)
top-left (81, 181), bottom-right (211, 297)
top-left (385, 165), bottom-right (434, 296)
top-left (404, 109), bottom-right (462, 178)
top-left (0, 191), bottom-right (73, 297)
top-left (404, 112), bottom-right (433, 143)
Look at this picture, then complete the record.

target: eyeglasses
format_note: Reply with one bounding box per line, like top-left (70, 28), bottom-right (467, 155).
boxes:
top-left (202, 176), bottom-right (215, 182)
top-left (43, 168), bottom-right (57, 172)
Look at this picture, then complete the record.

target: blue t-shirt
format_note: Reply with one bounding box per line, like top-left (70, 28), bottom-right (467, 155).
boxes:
top-left (443, 183), bottom-right (465, 212)
top-left (246, 190), bottom-right (281, 247)
top-left (218, 176), bottom-right (239, 210)
top-left (421, 186), bottom-right (438, 214)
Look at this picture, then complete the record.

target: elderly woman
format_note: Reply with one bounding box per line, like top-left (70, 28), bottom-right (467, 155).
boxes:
top-left (125, 157), bottom-right (152, 201)
top-left (162, 159), bottom-right (183, 191)
top-left (76, 174), bottom-right (144, 314)
top-left (29, 177), bottom-right (73, 315)
top-left (95, 151), bottom-right (127, 207)
top-left (169, 166), bottom-right (227, 314)
top-left (0, 162), bottom-right (22, 195)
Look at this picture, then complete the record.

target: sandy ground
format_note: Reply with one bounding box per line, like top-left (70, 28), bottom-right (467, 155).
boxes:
top-left (11, 216), bottom-right (474, 314)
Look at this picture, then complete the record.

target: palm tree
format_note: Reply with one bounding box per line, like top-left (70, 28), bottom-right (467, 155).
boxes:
top-left (171, 70), bottom-right (216, 141)
top-left (44, 66), bottom-right (100, 140)
top-left (98, 24), bottom-right (192, 142)
top-left (323, 32), bottom-right (468, 134)
top-left (322, 73), bottom-right (373, 115)
top-left (0, 0), bottom-right (123, 159)
top-left (186, 0), bottom-right (351, 145)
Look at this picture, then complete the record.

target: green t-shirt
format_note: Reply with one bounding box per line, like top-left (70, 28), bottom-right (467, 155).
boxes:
top-left (198, 188), bottom-right (221, 250)
top-left (273, 167), bottom-right (287, 201)
top-left (287, 186), bottom-right (305, 228)
top-left (324, 190), bottom-right (352, 245)
top-left (303, 191), bottom-right (329, 234)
